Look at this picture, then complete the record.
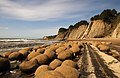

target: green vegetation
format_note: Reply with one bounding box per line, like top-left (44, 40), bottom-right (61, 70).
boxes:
top-left (74, 20), bottom-right (88, 28)
top-left (91, 9), bottom-right (117, 23)
top-left (43, 35), bottom-right (57, 40)
top-left (58, 28), bottom-right (68, 33)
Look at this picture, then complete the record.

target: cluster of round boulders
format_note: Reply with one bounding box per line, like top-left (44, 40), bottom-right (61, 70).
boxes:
top-left (8, 52), bottom-right (24, 61)
top-left (97, 44), bottom-right (110, 52)
top-left (49, 59), bottom-right (62, 69)
top-left (19, 59), bottom-right (39, 74)
top-left (0, 42), bottom-right (81, 78)
top-left (0, 57), bottom-right (10, 72)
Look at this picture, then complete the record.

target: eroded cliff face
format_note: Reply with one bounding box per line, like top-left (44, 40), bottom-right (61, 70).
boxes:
top-left (86, 20), bottom-right (112, 38)
top-left (112, 23), bottom-right (120, 38)
top-left (55, 28), bottom-right (68, 40)
top-left (55, 32), bottom-right (68, 40)
top-left (68, 25), bottom-right (87, 39)
top-left (55, 25), bottom-right (87, 40)
top-left (49, 9), bottom-right (120, 40)
top-left (111, 14), bottom-right (120, 38)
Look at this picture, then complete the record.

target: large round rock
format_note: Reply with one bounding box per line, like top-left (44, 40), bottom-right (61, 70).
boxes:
top-left (36, 48), bottom-right (45, 54)
top-left (2, 52), bottom-right (13, 58)
top-left (97, 44), bottom-right (110, 52)
top-left (57, 49), bottom-right (73, 60)
top-left (19, 49), bottom-right (29, 58)
top-left (35, 65), bottom-right (51, 76)
top-left (44, 49), bottom-right (56, 60)
top-left (55, 65), bottom-right (79, 78)
top-left (49, 59), bottom-right (62, 70)
top-left (8, 52), bottom-right (24, 61)
top-left (32, 54), bottom-right (49, 65)
top-left (62, 60), bottom-right (77, 68)
top-left (35, 70), bottom-right (65, 78)
top-left (19, 59), bottom-right (38, 74)
top-left (56, 46), bottom-right (66, 55)
top-left (27, 51), bottom-right (40, 60)
top-left (0, 57), bottom-right (10, 72)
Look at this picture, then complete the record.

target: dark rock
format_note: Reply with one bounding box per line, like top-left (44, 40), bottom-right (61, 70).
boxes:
top-left (0, 57), bottom-right (10, 72)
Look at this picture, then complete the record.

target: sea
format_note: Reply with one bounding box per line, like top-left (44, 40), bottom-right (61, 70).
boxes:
top-left (0, 38), bottom-right (59, 53)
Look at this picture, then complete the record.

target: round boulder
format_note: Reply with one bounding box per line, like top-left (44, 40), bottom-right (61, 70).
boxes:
top-left (2, 52), bottom-right (13, 58)
top-left (98, 44), bottom-right (110, 52)
top-left (19, 59), bottom-right (39, 74)
top-left (8, 52), bottom-right (24, 61)
top-left (57, 49), bottom-right (73, 60)
top-left (27, 51), bottom-right (40, 60)
top-left (49, 59), bottom-right (62, 70)
top-left (33, 45), bottom-right (40, 50)
top-left (44, 49), bottom-right (56, 60)
top-left (62, 60), bottom-right (77, 68)
top-left (36, 48), bottom-right (45, 54)
top-left (56, 46), bottom-right (66, 55)
top-left (0, 57), bottom-right (10, 72)
top-left (22, 47), bottom-right (31, 51)
top-left (32, 54), bottom-right (49, 65)
top-left (35, 70), bottom-right (65, 78)
top-left (55, 65), bottom-right (79, 78)
top-left (35, 65), bottom-right (51, 76)
top-left (19, 49), bottom-right (29, 58)
top-left (70, 45), bottom-right (80, 53)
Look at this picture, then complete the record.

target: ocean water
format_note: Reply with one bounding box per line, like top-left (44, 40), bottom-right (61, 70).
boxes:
top-left (0, 38), bottom-right (59, 53)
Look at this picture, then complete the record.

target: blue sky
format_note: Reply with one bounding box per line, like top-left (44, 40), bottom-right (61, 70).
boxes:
top-left (0, 0), bottom-right (120, 38)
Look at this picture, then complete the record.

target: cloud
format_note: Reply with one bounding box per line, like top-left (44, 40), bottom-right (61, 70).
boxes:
top-left (0, 0), bottom-right (120, 21)
top-left (0, 26), bottom-right (9, 30)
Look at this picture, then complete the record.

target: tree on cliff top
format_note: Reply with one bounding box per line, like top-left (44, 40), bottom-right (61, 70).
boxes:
top-left (90, 9), bottom-right (117, 23)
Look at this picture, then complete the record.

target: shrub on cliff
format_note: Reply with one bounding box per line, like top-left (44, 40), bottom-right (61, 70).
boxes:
top-left (91, 9), bottom-right (117, 23)
top-left (58, 28), bottom-right (68, 34)
top-left (74, 20), bottom-right (88, 28)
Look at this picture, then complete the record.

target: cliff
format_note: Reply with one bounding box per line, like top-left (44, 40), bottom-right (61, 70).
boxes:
top-left (111, 14), bottom-right (120, 38)
top-left (45, 9), bottom-right (120, 40)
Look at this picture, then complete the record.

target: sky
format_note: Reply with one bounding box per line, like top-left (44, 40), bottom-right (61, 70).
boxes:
top-left (0, 0), bottom-right (120, 38)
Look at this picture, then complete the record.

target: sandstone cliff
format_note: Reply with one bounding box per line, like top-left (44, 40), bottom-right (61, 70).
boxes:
top-left (45, 9), bottom-right (120, 40)
top-left (111, 14), bottom-right (120, 38)
top-left (86, 20), bottom-right (112, 38)
top-left (55, 21), bottom-right (88, 40)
